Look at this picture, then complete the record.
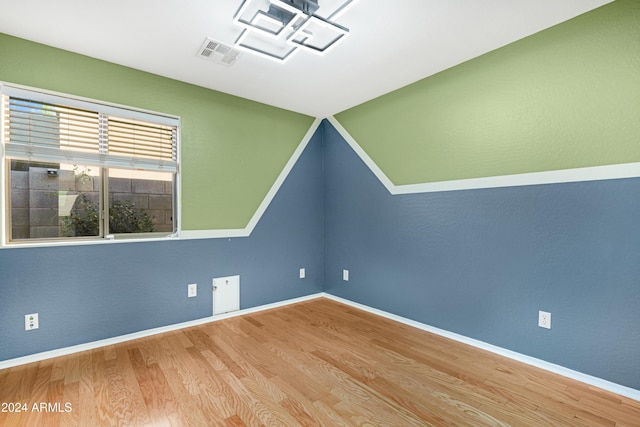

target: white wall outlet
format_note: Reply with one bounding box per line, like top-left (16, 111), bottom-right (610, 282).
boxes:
top-left (188, 283), bottom-right (197, 298)
top-left (299, 268), bottom-right (306, 279)
top-left (343, 269), bottom-right (349, 281)
top-left (25, 313), bottom-right (39, 331)
top-left (538, 310), bottom-right (551, 329)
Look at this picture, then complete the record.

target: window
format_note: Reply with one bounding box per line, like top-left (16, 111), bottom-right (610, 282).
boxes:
top-left (2, 85), bottom-right (179, 243)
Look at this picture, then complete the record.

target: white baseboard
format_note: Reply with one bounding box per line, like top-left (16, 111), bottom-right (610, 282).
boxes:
top-left (3, 291), bottom-right (638, 403)
top-left (322, 293), bottom-right (640, 402)
top-left (0, 293), bottom-right (324, 370)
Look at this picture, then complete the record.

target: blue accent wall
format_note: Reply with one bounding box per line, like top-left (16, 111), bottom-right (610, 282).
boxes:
top-left (0, 126), bottom-right (324, 362)
top-left (322, 120), bottom-right (640, 390)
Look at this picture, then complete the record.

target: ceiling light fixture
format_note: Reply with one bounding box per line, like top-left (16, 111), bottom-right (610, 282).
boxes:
top-left (232, 0), bottom-right (357, 62)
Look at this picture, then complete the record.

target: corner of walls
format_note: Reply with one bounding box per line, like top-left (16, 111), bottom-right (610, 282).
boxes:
top-left (319, 120), bottom-right (327, 292)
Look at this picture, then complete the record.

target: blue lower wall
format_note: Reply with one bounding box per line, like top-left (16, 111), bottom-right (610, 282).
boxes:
top-left (0, 126), bottom-right (324, 362)
top-left (322, 120), bottom-right (640, 390)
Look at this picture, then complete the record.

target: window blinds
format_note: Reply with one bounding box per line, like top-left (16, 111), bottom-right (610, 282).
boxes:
top-left (2, 86), bottom-right (179, 172)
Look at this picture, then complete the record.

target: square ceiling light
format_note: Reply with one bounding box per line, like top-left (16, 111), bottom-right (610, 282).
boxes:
top-left (234, 0), bottom-right (306, 39)
top-left (235, 28), bottom-right (298, 62)
top-left (232, 0), bottom-right (357, 62)
top-left (287, 15), bottom-right (348, 55)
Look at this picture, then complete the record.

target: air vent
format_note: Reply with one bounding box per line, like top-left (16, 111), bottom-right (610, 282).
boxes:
top-left (197, 38), bottom-right (240, 66)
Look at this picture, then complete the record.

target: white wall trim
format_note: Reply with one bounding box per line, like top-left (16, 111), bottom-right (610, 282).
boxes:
top-left (0, 293), bottom-right (324, 370)
top-left (327, 116), bottom-right (397, 191)
top-left (0, 118), bottom-right (322, 247)
top-left (179, 228), bottom-right (251, 239)
top-left (322, 293), bottom-right (640, 402)
top-left (327, 116), bottom-right (640, 195)
top-left (180, 117), bottom-right (323, 240)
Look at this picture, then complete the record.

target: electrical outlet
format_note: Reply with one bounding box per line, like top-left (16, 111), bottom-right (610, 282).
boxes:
top-left (25, 313), bottom-right (39, 331)
top-left (299, 268), bottom-right (306, 279)
top-left (343, 269), bottom-right (349, 281)
top-left (538, 310), bottom-right (551, 329)
top-left (188, 283), bottom-right (197, 298)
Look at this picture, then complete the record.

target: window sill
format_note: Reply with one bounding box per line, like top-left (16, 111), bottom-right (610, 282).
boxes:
top-left (1, 233), bottom-right (180, 249)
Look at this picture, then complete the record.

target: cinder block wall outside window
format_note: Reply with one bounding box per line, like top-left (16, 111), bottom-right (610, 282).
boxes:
top-left (10, 165), bottom-right (173, 239)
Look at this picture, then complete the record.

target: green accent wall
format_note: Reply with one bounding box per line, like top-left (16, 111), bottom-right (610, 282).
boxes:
top-left (335, 0), bottom-right (640, 186)
top-left (0, 33), bottom-right (314, 230)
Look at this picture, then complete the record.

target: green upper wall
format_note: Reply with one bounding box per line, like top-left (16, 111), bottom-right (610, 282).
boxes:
top-left (335, 0), bottom-right (640, 185)
top-left (0, 33), bottom-right (314, 230)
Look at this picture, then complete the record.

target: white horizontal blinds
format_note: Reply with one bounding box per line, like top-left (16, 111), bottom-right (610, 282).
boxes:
top-left (4, 96), bottom-right (100, 164)
top-left (2, 86), bottom-right (178, 172)
top-left (106, 115), bottom-right (177, 172)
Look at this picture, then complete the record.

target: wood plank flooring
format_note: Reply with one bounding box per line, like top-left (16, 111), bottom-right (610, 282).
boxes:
top-left (1, 298), bottom-right (639, 426)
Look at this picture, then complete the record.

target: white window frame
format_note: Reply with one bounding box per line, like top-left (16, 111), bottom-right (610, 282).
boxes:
top-left (1, 83), bottom-right (181, 246)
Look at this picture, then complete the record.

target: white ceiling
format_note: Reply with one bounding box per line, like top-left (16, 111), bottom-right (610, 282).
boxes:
top-left (0, 0), bottom-right (611, 117)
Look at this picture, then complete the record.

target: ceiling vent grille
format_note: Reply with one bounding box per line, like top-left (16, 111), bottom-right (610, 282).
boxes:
top-left (197, 38), bottom-right (240, 66)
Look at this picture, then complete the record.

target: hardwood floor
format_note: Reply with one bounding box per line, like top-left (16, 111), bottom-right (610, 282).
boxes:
top-left (1, 298), bottom-right (639, 426)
